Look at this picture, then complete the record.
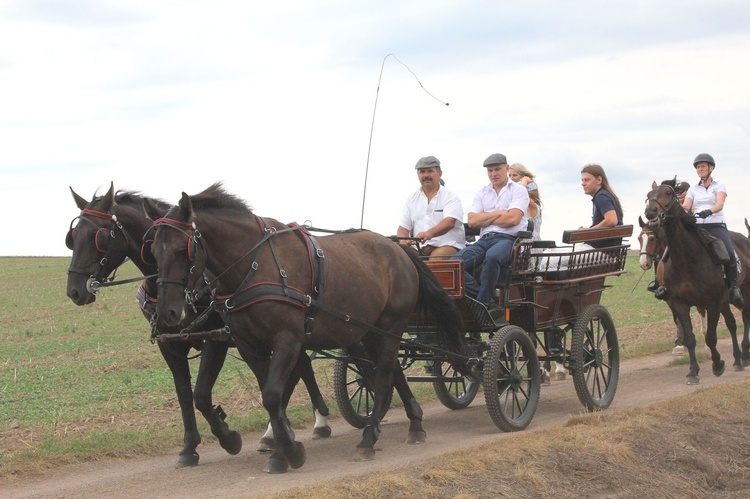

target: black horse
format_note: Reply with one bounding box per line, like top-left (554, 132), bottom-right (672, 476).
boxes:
top-left (143, 183), bottom-right (474, 473)
top-left (644, 180), bottom-right (750, 384)
top-left (66, 183), bottom-right (331, 467)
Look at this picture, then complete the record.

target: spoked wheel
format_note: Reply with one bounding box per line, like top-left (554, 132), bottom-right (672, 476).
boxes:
top-left (571, 304), bottom-right (620, 411)
top-left (332, 351), bottom-right (392, 429)
top-left (429, 361), bottom-right (479, 410)
top-left (483, 325), bottom-right (540, 432)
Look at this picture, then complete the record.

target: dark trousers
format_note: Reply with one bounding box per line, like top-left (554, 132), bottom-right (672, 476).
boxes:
top-left (451, 233), bottom-right (515, 305)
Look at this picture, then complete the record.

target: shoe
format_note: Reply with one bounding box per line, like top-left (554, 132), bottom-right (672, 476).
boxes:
top-left (541, 369), bottom-right (550, 386)
top-left (646, 281), bottom-right (659, 292)
top-left (729, 286), bottom-right (744, 309)
top-left (552, 371), bottom-right (566, 381)
top-left (654, 286), bottom-right (669, 301)
top-left (672, 345), bottom-right (685, 356)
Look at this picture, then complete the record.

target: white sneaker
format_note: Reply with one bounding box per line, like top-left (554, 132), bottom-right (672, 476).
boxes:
top-left (672, 345), bottom-right (685, 356)
top-left (552, 371), bottom-right (567, 381)
top-left (541, 369), bottom-right (551, 386)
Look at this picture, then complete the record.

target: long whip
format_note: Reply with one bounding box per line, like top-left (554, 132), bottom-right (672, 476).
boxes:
top-left (359, 54), bottom-right (449, 229)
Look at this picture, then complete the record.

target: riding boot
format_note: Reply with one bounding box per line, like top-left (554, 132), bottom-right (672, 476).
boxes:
top-left (725, 263), bottom-right (744, 308)
top-left (654, 286), bottom-right (669, 301)
top-left (646, 280), bottom-right (659, 292)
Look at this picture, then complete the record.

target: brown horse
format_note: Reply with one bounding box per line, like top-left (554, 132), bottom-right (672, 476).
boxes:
top-left (143, 183), bottom-right (473, 473)
top-left (66, 183), bottom-right (331, 467)
top-left (644, 180), bottom-right (750, 384)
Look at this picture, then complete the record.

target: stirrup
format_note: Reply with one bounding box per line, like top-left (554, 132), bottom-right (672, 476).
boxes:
top-left (646, 281), bottom-right (659, 293)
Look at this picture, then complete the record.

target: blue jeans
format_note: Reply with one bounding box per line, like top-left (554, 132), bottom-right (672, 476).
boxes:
top-left (451, 233), bottom-right (516, 305)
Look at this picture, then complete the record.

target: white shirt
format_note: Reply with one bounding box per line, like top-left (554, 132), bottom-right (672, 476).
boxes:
top-left (470, 181), bottom-right (529, 237)
top-left (399, 186), bottom-right (465, 249)
top-left (686, 179), bottom-right (726, 224)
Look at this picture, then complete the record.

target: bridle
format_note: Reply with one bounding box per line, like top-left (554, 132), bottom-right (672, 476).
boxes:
top-left (146, 217), bottom-right (206, 313)
top-left (645, 184), bottom-right (680, 227)
top-left (67, 208), bottom-right (137, 294)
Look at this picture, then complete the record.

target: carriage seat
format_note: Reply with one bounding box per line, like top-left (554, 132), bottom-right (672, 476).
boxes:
top-left (528, 225), bottom-right (633, 281)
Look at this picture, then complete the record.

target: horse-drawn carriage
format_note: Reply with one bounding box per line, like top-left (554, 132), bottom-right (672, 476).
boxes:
top-left (331, 223), bottom-right (633, 432)
top-left (67, 183), bottom-right (633, 473)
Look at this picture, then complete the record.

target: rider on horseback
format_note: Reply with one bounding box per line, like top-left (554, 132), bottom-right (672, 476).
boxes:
top-left (680, 153), bottom-right (743, 308)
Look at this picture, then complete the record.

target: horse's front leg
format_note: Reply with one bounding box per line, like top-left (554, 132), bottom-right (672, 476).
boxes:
top-left (673, 303), bottom-right (700, 384)
top-left (261, 346), bottom-right (307, 473)
top-left (298, 352), bottom-right (332, 439)
top-left (158, 341), bottom-right (201, 467)
top-left (718, 303), bottom-right (743, 371)
top-left (703, 307), bottom-right (725, 377)
top-left (193, 340), bottom-right (242, 455)
top-left (741, 307), bottom-right (750, 367)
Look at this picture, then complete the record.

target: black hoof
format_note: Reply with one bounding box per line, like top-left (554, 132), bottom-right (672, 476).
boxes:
top-left (220, 430), bottom-right (242, 455)
top-left (713, 360), bottom-right (725, 377)
top-left (312, 425), bottom-right (332, 440)
top-left (733, 363), bottom-right (744, 372)
top-left (686, 375), bottom-right (700, 385)
top-left (287, 441), bottom-right (306, 469)
top-left (405, 430), bottom-right (426, 445)
top-left (264, 455), bottom-right (289, 474)
top-left (176, 452), bottom-right (200, 468)
top-left (353, 446), bottom-right (376, 461)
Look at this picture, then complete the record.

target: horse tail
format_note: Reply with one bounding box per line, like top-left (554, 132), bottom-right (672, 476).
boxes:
top-left (398, 246), bottom-right (475, 374)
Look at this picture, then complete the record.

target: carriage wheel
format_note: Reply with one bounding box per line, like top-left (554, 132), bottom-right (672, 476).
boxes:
top-left (332, 352), bottom-right (392, 429)
top-left (483, 325), bottom-right (540, 432)
top-left (571, 304), bottom-right (620, 411)
top-left (429, 361), bottom-right (479, 410)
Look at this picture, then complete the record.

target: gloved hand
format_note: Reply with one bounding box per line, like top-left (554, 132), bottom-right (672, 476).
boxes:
top-left (698, 209), bottom-right (713, 219)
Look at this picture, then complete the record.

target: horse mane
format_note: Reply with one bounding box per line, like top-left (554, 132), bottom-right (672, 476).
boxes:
top-left (190, 182), bottom-right (254, 215)
top-left (115, 190), bottom-right (172, 212)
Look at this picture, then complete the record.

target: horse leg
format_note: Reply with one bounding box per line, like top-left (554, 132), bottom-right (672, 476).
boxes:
top-left (391, 363), bottom-right (426, 444)
top-left (193, 340), bottom-right (242, 455)
top-left (704, 308), bottom-right (725, 377)
top-left (259, 346), bottom-right (306, 473)
top-left (354, 340), bottom-right (399, 461)
top-left (158, 341), bottom-right (201, 467)
top-left (673, 303), bottom-right (700, 384)
top-left (719, 303), bottom-right (743, 371)
top-left (297, 352), bottom-right (331, 440)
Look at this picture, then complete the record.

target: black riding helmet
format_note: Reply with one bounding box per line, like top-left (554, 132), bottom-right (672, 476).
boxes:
top-left (693, 153), bottom-right (715, 167)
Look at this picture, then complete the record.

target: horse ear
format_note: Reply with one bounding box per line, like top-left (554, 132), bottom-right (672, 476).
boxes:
top-left (178, 192), bottom-right (194, 219)
top-left (638, 216), bottom-right (646, 228)
top-left (100, 182), bottom-right (115, 212)
top-left (70, 187), bottom-right (88, 210)
top-left (651, 181), bottom-right (657, 189)
top-left (143, 197), bottom-right (166, 221)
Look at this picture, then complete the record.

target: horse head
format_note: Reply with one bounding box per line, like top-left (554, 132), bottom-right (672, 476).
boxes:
top-left (144, 192), bottom-right (207, 327)
top-left (637, 215), bottom-right (662, 271)
top-left (644, 180), bottom-right (682, 225)
top-left (66, 182), bottom-right (128, 305)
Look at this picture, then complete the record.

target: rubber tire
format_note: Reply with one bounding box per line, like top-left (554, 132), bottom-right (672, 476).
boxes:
top-left (332, 352), bottom-right (392, 429)
top-left (483, 325), bottom-right (540, 432)
top-left (571, 304), bottom-right (620, 411)
top-left (430, 361), bottom-right (479, 410)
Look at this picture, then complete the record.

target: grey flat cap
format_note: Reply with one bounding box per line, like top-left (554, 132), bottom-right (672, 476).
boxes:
top-left (483, 153), bottom-right (508, 167)
top-left (415, 156), bottom-right (441, 169)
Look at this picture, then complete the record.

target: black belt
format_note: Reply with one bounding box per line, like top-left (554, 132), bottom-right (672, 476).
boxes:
top-left (480, 232), bottom-right (515, 240)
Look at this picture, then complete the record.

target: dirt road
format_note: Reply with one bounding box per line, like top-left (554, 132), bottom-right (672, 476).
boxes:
top-left (4, 339), bottom-right (748, 499)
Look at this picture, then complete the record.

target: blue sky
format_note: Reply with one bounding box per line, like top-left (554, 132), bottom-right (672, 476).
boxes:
top-left (2, 0), bottom-right (749, 256)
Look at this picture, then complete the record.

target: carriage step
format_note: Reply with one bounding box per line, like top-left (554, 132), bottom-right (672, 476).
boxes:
top-left (464, 297), bottom-right (508, 328)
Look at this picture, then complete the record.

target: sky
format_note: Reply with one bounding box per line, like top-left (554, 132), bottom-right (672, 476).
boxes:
top-left (2, 0), bottom-right (750, 257)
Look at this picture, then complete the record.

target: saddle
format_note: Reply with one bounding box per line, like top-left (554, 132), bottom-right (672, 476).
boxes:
top-left (699, 230), bottom-right (730, 264)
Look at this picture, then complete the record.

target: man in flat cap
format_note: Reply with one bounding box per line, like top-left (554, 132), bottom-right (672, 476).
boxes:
top-left (451, 153), bottom-right (529, 320)
top-left (397, 155), bottom-right (465, 259)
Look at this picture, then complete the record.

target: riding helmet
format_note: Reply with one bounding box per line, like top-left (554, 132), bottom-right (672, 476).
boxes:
top-left (693, 153), bottom-right (715, 167)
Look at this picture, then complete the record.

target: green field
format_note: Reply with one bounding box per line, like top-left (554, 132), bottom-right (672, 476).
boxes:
top-left (0, 255), bottom-right (700, 476)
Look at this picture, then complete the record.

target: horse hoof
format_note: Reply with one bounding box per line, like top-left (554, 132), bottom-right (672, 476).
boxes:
top-left (220, 430), bottom-right (242, 455)
top-left (353, 446), bottom-right (376, 461)
top-left (176, 452), bottom-right (200, 468)
top-left (733, 364), bottom-right (745, 372)
top-left (287, 441), bottom-right (306, 469)
top-left (686, 376), bottom-right (700, 385)
top-left (713, 360), bottom-right (725, 377)
top-left (405, 431), bottom-right (426, 445)
top-left (312, 425), bottom-right (332, 440)
top-left (264, 456), bottom-right (289, 474)
top-left (742, 356), bottom-right (750, 368)
top-left (257, 437), bottom-right (275, 453)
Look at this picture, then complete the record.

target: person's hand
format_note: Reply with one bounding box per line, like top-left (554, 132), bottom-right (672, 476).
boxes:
top-left (520, 176), bottom-right (532, 187)
top-left (698, 209), bottom-right (713, 219)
